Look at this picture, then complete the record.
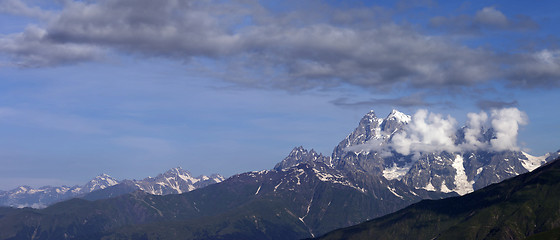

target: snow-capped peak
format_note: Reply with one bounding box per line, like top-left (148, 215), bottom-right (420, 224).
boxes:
top-left (164, 167), bottom-right (192, 177)
top-left (386, 109), bottom-right (411, 123)
top-left (84, 174), bottom-right (119, 192)
top-left (94, 173), bottom-right (118, 184)
top-left (95, 173), bottom-right (114, 179)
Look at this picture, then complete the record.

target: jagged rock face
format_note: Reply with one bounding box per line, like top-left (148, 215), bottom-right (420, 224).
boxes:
top-left (333, 111), bottom-right (384, 163)
top-left (401, 152), bottom-right (458, 193)
top-left (400, 149), bottom-right (548, 195)
top-left (331, 110), bottom-right (410, 173)
top-left (134, 167), bottom-right (224, 195)
top-left (463, 151), bottom-right (527, 190)
top-left (396, 151), bottom-right (527, 195)
top-left (274, 146), bottom-right (331, 171)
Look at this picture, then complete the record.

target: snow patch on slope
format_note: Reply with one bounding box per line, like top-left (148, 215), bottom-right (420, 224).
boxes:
top-left (521, 152), bottom-right (547, 172)
top-left (440, 180), bottom-right (452, 193)
top-left (382, 163), bottom-right (412, 181)
top-left (451, 154), bottom-right (474, 195)
top-left (386, 186), bottom-right (404, 199)
top-left (312, 169), bottom-right (366, 193)
top-left (423, 181), bottom-right (436, 191)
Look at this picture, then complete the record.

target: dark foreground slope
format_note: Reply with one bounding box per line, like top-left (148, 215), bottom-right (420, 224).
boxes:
top-left (315, 158), bottom-right (560, 240)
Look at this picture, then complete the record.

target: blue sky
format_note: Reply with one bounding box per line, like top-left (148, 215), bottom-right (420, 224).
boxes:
top-left (0, 0), bottom-right (559, 190)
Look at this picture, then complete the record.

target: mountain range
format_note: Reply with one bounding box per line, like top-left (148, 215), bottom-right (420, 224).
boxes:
top-left (0, 109), bottom-right (557, 239)
top-left (0, 168), bottom-right (224, 208)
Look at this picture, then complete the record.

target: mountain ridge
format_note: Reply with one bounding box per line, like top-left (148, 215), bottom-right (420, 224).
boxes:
top-left (0, 168), bottom-right (224, 208)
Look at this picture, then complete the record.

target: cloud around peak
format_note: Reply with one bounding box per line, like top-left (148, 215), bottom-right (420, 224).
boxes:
top-left (357, 108), bottom-right (528, 157)
top-left (489, 108), bottom-right (528, 151)
top-left (392, 109), bottom-right (458, 155)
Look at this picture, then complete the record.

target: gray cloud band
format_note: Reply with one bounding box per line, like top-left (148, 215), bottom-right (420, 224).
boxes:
top-left (0, 0), bottom-right (559, 90)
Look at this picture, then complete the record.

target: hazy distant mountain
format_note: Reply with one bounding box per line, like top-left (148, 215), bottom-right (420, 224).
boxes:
top-left (0, 168), bottom-right (223, 208)
top-left (314, 157), bottom-right (560, 240)
top-left (82, 167), bottom-right (224, 201)
top-left (0, 174), bottom-right (119, 208)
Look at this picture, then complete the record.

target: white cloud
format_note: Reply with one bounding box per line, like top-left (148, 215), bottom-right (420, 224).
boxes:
top-left (392, 109), bottom-right (458, 156)
top-left (490, 108), bottom-right (528, 151)
top-left (388, 108), bottom-right (527, 155)
top-left (462, 111), bottom-right (489, 150)
top-left (474, 6), bottom-right (508, 28)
